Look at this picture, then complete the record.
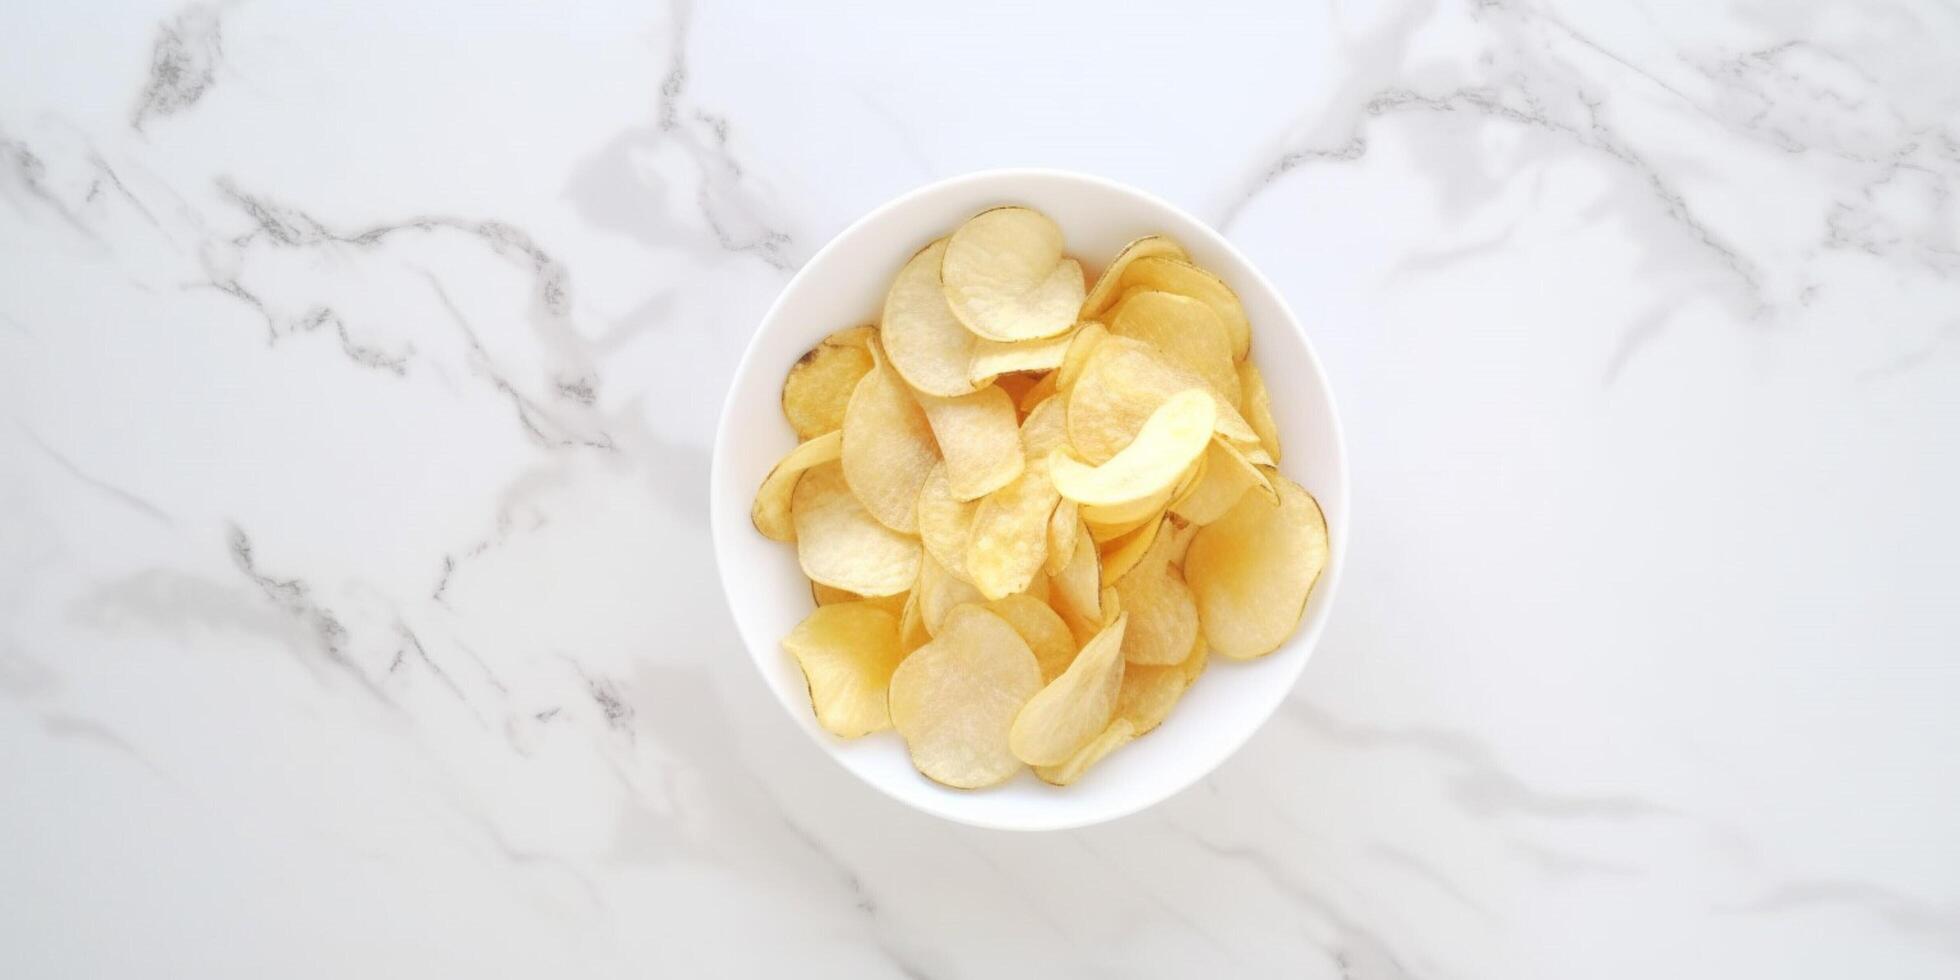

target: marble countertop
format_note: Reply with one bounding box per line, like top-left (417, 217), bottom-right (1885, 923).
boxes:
top-left (4, 1), bottom-right (1957, 977)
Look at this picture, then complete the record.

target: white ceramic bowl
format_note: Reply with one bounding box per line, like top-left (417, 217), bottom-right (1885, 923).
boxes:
top-left (711, 169), bottom-right (1347, 831)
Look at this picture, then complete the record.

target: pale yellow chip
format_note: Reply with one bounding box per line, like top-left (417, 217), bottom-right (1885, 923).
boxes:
top-left (1051, 389), bottom-right (1214, 508)
top-left (782, 602), bottom-right (904, 738)
top-left (781, 326), bottom-right (875, 439)
top-left (1166, 450), bottom-right (1209, 511)
top-left (1115, 631), bottom-right (1202, 736)
top-left (1024, 570), bottom-right (1052, 604)
top-left (965, 463), bottom-right (1057, 601)
top-left (916, 464), bottom-right (979, 582)
top-left (1066, 336), bottom-right (1257, 465)
top-left (969, 330), bottom-right (1074, 384)
top-left (1016, 372), bottom-right (1059, 413)
top-left (792, 461), bottom-right (920, 597)
top-left (1049, 520), bottom-right (1103, 645)
top-left (898, 590), bottom-right (931, 654)
top-left (841, 347), bottom-right (940, 533)
top-left (1109, 289), bottom-right (1240, 406)
top-left (1237, 361), bottom-right (1282, 464)
top-left (1100, 585), bottom-right (1122, 626)
top-left (1054, 320), bottom-right (1108, 393)
top-left (889, 604), bottom-right (1042, 788)
top-left (882, 239), bottom-right (985, 397)
top-left (1099, 515), bottom-right (1163, 584)
top-left (1186, 475), bottom-right (1330, 659)
top-left (1044, 500), bottom-right (1080, 576)
top-left (1019, 394), bottom-right (1070, 459)
top-left (752, 430), bottom-right (843, 541)
top-left (1082, 235), bottom-right (1188, 319)
top-left (1086, 508), bottom-right (1159, 544)
top-left (1033, 718), bottom-right (1137, 786)
top-left (942, 206), bottom-right (1086, 342)
top-left (811, 582), bottom-right (907, 618)
top-left (1113, 522), bottom-right (1199, 665)
top-left (1009, 613), bottom-right (1127, 766)
top-left (1119, 255), bottom-right (1251, 361)
top-left (986, 593), bottom-right (1077, 684)
top-left (1169, 438), bottom-right (1273, 525)
top-left (918, 549), bottom-right (986, 635)
top-left (918, 385), bottom-right (1024, 501)
top-left (1164, 518), bottom-right (1201, 567)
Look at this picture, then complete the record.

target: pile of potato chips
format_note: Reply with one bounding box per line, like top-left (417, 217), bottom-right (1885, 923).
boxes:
top-left (753, 206), bottom-right (1329, 788)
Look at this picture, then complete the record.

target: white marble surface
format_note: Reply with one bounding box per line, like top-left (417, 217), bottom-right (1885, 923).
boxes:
top-left (3, 0), bottom-right (1957, 976)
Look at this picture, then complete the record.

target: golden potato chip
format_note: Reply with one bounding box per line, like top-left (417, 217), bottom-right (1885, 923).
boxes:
top-left (1010, 613), bottom-right (1127, 766)
top-left (1181, 637), bottom-right (1209, 684)
top-left (965, 464), bottom-right (1057, 601)
top-left (1082, 235), bottom-right (1187, 319)
top-left (1024, 571), bottom-right (1051, 603)
top-left (889, 604), bottom-right (1042, 788)
top-left (1115, 632), bottom-right (1205, 736)
top-left (1119, 255), bottom-right (1251, 361)
top-left (842, 348), bottom-right (940, 533)
top-left (1033, 718), bottom-right (1136, 786)
top-left (1051, 389), bottom-right (1214, 508)
top-left (782, 602), bottom-right (904, 738)
top-left (1044, 500), bottom-right (1080, 576)
top-left (1086, 508), bottom-right (1159, 544)
top-left (1019, 394), bottom-right (1069, 459)
top-left (1067, 336), bottom-right (1257, 464)
top-left (752, 430), bottom-right (843, 541)
top-left (1054, 320), bottom-right (1107, 393)
top-left (1169, 438), bottom-right (1273, 525)
top-left (994, 371), bottom-right (1040, 407)
top-left (781, 326), bottom-right (875, 439)
top-left (898, 590), bottom-right (931, 654)
top-left (1186, 475), bottom-right (1330, 659)
top-left (918, 385), bottom-right (1023, 501)
top-left (1100, 585), bottom-right (1122, 626)
top-left (986, 593), bottom-right (1077, 683)
top-left (916, 463), bottom-right (979, 581)
top-left (811, 582), bottom-right (907, 617)
top-left (918, 549), bottom-right (985, 635)
top-left (1164, 518), bottom-right (1201, 567)
top-left (969, 330), bottom-right (1074, 383)
top-left (942, 206), bottom-right (1085, 341)
top-left (882, 239), bottom-right (985, 397)
top-left (1113, 523), bottom-right (1199, 665)
top-left (1017, 371), bottom-right (1059, 413)
top-left (1049, 521), bottom-right (1103, 644)
top-left (1237, 360), bottom-right (1281, 464)
top-left (792, 461), bottom-right (919, 596)
top-left (1098, 515), bottom-right (1163, 584)
top-left (1166, 450), bottom-right (1209, 511)
top-left (1109, 290), bottom-right (1239, 406)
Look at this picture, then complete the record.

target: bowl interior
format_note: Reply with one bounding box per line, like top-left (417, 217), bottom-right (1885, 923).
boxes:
top-left (711, 170), bottom-right (1346, 830)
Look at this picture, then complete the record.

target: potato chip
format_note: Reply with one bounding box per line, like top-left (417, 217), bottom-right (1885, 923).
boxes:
top-left (1010, 613), bottom-right (1127, 766)
top-left (1051, 389), bottom-right (1214, 509)
top-left (752, 430), bottom-right (843, 541)
top-left (842, 348), bottom-right (940, 532)
top-left (781, 326), bottom-right (875, 439)
top-left (916, 463), bottom-right (979, 581)
top-left (1098, 515), bottom-right (1163, 584)
top-left (1169, 438), bottom-right (1273, 525)
top-left (1023, 571), bottom-right (1051, 604)
top-left (1054, 320), bottom-right (1107, 393)
top-left (882, 239), bottom-right (985, 397)
top-left (986, 593), bottom-right (1077, 683)
top-left (1113, 523), bottom-right (1199, 665)
top-left (792, 461), bottom-right (920, 596)
top-left (1109, 290), bottom-right (1240, 406)
top-left (898, 590), bottom-right (931, 654)
top-left (1237, 360), bottom-right (1281, 464)
top-left (1086, 509), bottom-right (1159, 544)
top-left (1082, 235), bottom-right (1187, 319)
top-left (1067, 336), bottom-right (1257, 464)
top-left (811, 582), bottom-right (907, 617)
top-left (1049, 521), bottom-right (1103, 644)
top-left (1186, 475), bottom-right (1329, 659)
top-left (782, 602), bottom-right (904, 738)
top-left (1166, 450), bottom-right (1209, 511)
top-left (917, 549), bottom-right (986, 634)
top-left (942, 206), bottom-right (1085, 341)
top-left (918, 385), bottom-right (1023, 501)
top-left (1164, 518), bottom-right (1201, 567)
top-left (994, 371), bottom-right (1040, 406)
top-left (1119, 255), bottom-right (1251, 361)
top-left (889, 604), bottom-right (1042, 788)
top-left (970, 330), bottom-right (1074, 383)
top-left (1044, 500), bottom-right (1080, 576)
top-left (1033, 718), bottom-right (1137, 786)
top-left (1019, 394), bottom-right (1070, 459)
top-left (965, 463), bottom-right (1058, 601)
top-left (1016, 371), bottom-right (1058, 413)
top-left (1100, 585), bottom-right (1122, 626)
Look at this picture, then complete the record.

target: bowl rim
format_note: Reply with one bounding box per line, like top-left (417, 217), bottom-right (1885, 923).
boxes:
top-left (710, 167), bottom-right (1350, 831)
